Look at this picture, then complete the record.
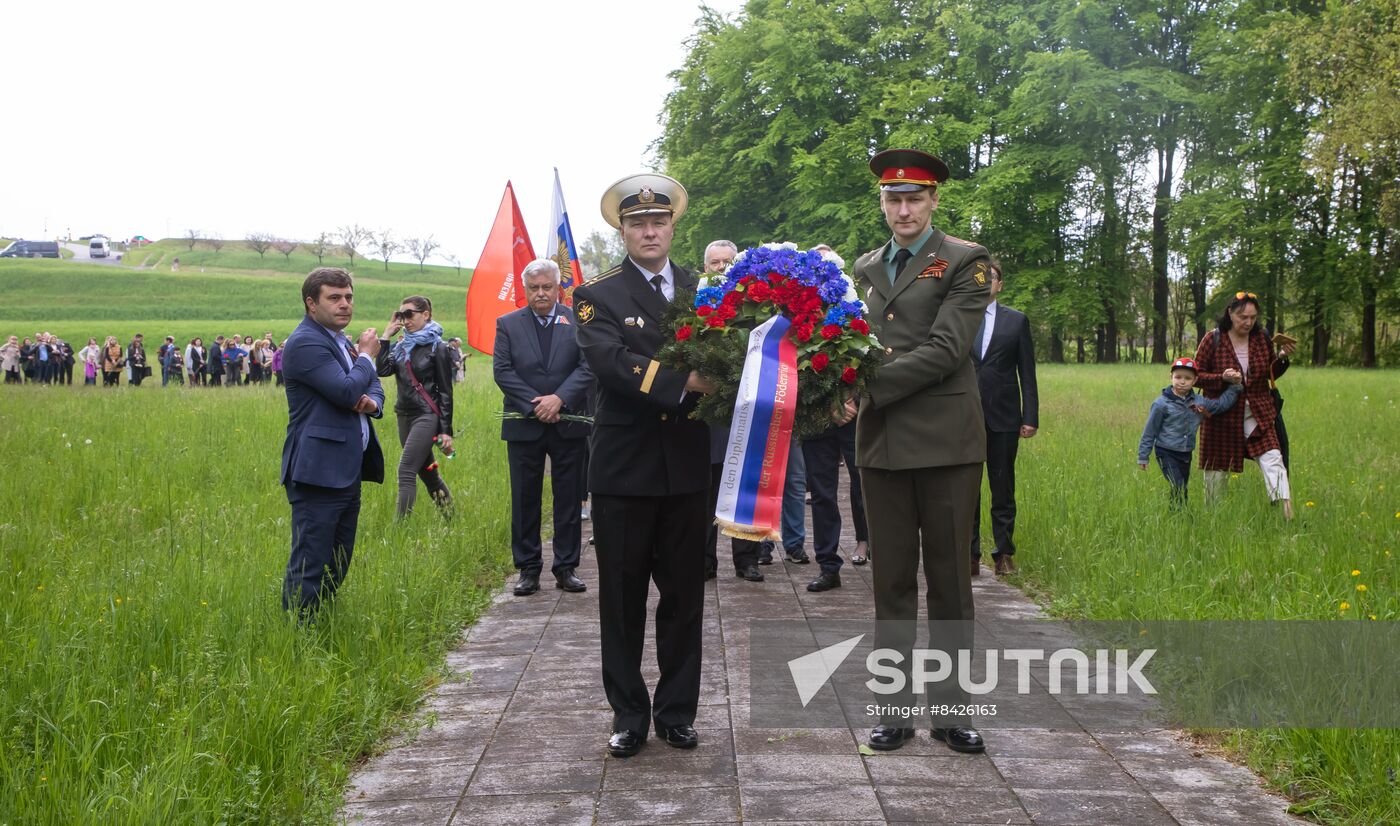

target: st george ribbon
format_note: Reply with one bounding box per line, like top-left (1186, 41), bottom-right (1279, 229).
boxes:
top-left (714, 314), bottom-right (798, 541)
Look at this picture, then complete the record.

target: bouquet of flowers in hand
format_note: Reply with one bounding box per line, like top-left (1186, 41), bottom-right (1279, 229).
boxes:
top-left (656, 242), bottom-right (882, 438)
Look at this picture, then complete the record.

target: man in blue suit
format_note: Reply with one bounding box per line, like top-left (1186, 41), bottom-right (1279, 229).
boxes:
top-left (493, 258), bottom-right (594, 596)
top-left (280, 267), bottom-right (386, 616)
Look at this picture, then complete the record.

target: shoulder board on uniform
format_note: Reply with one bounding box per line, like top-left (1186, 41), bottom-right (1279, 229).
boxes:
top-left (943, 235), bottom-right (979, 247)
top-left (584, 266), bottom-right (622, 286)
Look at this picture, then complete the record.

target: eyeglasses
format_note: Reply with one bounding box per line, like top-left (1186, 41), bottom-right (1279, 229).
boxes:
top-left (1235, 291), bottom-right (1258, 300)
top-left (396, 308), bottom-right (424, 318)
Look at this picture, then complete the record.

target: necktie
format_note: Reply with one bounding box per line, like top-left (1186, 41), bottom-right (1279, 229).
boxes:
top-left (650, 274), bottom-right (665, 298)
top-left (538, 314), bottom-right (550, 326)
top-left (893, 248), bottom-right (912, 283)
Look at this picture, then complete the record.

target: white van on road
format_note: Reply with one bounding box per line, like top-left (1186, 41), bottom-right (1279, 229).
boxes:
top-left (89, 238), bottom-right (110, 258)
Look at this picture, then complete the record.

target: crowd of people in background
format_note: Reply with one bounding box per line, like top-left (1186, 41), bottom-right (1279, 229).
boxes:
top-left (1, 331), bottom-right (469, 387)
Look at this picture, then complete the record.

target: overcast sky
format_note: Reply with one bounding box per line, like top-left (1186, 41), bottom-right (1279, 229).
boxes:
top-left (3, 0), bottom-right (743, 263)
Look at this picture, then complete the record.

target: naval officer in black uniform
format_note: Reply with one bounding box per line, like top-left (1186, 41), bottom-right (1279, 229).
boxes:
top-left (572, 173), bottom-right (715, 758)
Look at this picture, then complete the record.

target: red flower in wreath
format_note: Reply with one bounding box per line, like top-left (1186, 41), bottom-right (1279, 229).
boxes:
top-left (676, 325), bottom-right (693, 341)
top-left (706, 316), bottom-right (726, 329)
top-left (696, 305), bottom-right (713, 317)
top-left (850, 318), bottom-right (870, 334)
top-left (794, 324), bottom-right (813, 342)
top-left (811, 352), bottom-right (830, 372)
top-left (840, 366), bottom-right (857, 384)
top-left (820, 324), bottom-right (841, 340)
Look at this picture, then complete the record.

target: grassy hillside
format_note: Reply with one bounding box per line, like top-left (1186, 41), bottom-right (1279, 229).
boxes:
top-left (121, 239), bottom-right (472, 288)
top-left (0, 261), bottom-right (470, 342)
top-left (1, 364), bottom-right (512, 824)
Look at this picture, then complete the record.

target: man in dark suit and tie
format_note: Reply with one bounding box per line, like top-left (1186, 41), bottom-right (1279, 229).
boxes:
top-left (573, 172), bottom-right (714, 758)
top-left (279, 267), bottom-right (386, 617)
top-left (971, 261), bottom-right (1038, 576)
top-left (493, 258), bottom-right (594, 597)
top-left (853, 148), bottom-right (992, 754)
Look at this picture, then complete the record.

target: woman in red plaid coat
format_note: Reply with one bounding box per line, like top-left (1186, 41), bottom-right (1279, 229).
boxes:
top-left (1194, 292), bottom-right (1296, 519)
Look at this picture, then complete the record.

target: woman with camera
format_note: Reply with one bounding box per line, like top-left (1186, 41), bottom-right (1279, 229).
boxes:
top-left (377, 295), bottom-right (455, 518)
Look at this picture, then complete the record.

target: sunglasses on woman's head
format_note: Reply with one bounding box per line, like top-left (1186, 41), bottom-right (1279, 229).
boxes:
top-left (1235, 291), bottom-right (1258, 300)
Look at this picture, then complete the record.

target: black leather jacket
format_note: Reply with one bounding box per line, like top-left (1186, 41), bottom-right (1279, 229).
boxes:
top-left (376, 339), bottom-right (454, 435)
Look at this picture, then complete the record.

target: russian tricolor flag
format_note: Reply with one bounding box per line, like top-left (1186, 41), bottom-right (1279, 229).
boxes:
top-left (715, 314), bottom-right (798, 541)
top-left (549, 168), bottom-right (582, 305)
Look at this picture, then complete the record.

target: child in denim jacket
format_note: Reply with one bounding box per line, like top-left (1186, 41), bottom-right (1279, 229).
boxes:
top-left (1138, 357), bottom-right (1241, 506)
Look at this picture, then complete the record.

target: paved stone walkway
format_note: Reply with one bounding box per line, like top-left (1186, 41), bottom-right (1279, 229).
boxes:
top-left (342, 471), bottom-right (1302, 825)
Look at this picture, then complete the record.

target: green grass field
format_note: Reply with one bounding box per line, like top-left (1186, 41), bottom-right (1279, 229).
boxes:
top-left (0, 362), bottom-right (513, 824)
top-left (0, 259), bottom-right (473, 347)
top-left (120, 239), bottom-right (471, 289)
top-left (1, 313), bottom-right (1397, 822)
top-left (1012, 365), bottom-right (1399, 824)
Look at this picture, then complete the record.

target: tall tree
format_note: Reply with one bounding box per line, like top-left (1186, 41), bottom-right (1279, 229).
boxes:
top-left (338, 225), bottom-right (371, 268)
top-left (404, 235), bottom-right (440, 272)
top-left (371, 229), bottom-right (399, 273)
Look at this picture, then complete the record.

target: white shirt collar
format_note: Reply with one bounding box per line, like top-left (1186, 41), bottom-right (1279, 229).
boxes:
top-left (986, 300), bottom-right (998, 316)
top-left (630, 257), bottom-right (673, 284)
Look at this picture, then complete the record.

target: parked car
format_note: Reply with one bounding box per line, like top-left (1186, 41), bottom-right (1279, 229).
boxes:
top-left (90, 237), bottom-right (110, 258)
top-left (0, 240), bottom-right (62, 258)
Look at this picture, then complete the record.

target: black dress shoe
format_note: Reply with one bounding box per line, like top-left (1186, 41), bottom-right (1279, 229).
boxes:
top-left (554, 569), bottom-right (586, 592)
top-left (608, 729), bottom-right (645, 757)
top-left (807, 570), bottom-right (841, 592)
top-left (757, 540), bottom-right (775, 564)
top-left (513, 573), bottom-right (540, 596)
top-left (736, 564), bottom-right (765, 582)
top-left (932, 726), bottom-right (985, 753)
top-left (658, 724), bottom-right (698, 749)
top-left (785, 547), bottom-right (811, 564)
top-left (867, 724), bottom-right (915, 751)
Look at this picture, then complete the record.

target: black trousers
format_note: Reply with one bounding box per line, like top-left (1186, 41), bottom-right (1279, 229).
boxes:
top-left (507, 428), bottom-right (585, 574)
top-left (593, 490), bottom-right (707, 734)
top-left (863, 463), bottom-right (979, 726)
top-left (704, 462), bottom-right (760, 573)
top-left (208, 370), bottom-right (222, 386)
top-left (283, 481), bottom-right (361, 615)
top-left (802, 422), bottom-right (869, 574)
top-left (972, 429), bottom-right (1019, 559)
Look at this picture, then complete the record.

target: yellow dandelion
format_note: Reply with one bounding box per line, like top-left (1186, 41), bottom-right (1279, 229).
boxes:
top-left (1340, 601), bottom-right (1351, 611)
top-left (36, 584), bottom-right (43, 591)
top-left (114, 597), bottom-right (122, 605)
top-left (1357, 584), bottom-right (1368, 593)
top-left (1305, 501), bottom-right (1316, 508)
top-left (200, 600), bottom-right (208, 606)
top-left (1369, 615), bottom-right (1378, 621)
top-left (40, 775), bottom-right (47, 782)
top-left (1352, 570), bottom-right (1361, 577)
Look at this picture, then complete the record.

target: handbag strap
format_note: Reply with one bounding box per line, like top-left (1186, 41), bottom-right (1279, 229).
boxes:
top-left (406, 366), bottom-right (442, 419)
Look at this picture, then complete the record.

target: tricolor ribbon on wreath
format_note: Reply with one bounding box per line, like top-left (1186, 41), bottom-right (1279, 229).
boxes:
top-left (714, 314), bottom-right (798, 541)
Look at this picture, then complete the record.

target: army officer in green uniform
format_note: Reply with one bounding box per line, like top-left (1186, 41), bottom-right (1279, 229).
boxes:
top-left (852, 149), bottom-right (993, 754)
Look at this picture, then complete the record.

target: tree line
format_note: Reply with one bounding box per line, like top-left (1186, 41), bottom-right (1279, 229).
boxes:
top-left (657, 0), bottom-right (1399, 366)
top-left (181, 227), bottom-right (457, 273)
